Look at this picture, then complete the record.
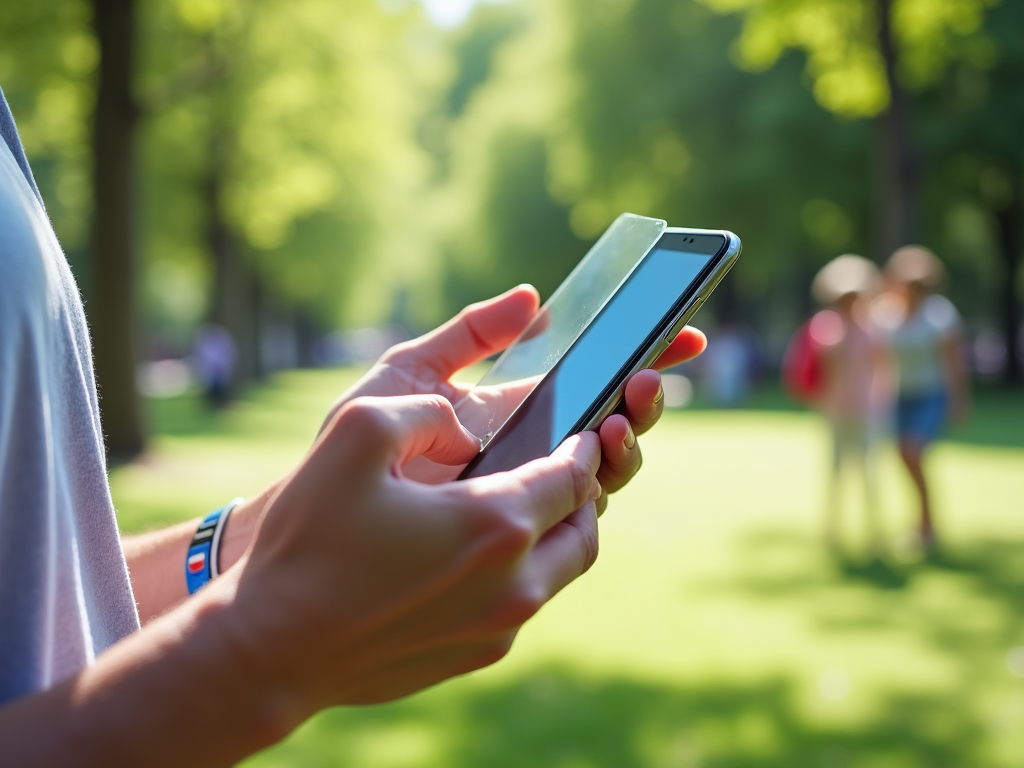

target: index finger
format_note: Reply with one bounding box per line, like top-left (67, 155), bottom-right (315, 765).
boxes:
top-left (466, 432), bottom-right (601, 540)
top-left (654, 326), bottom-right (707, 370)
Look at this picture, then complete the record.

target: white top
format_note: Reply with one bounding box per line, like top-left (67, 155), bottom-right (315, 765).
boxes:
top-left (876, 293), bottom-right (961, 396)
top-left (0, 100), bottom-right (139, 705)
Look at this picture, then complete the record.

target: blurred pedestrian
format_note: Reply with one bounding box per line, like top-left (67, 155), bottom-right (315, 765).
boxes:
top-left (809, 255), bottom-right (892, 553)
top-left (194, 323), bottom-right (237, 408)
top-left (702, 323), bottom-right (757, 406)
top-left (874, 246), bottom-right (970, 552)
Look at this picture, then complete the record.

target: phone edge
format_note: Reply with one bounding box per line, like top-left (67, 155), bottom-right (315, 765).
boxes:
top-left (577, 229), bottom-right (742, 432)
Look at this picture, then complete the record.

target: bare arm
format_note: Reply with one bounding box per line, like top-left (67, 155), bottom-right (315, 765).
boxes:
top-left (0, 570), bottom-right (277, 766)
top-left (0, 396), bottom-right (602, 766)
top-left (120, 486), bottom-right (273, 623)
top-left (941, 331), bottom-right (970, 423)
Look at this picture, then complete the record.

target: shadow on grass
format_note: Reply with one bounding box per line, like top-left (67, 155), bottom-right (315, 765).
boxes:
top-left (699, 525), bottom-right (1024, 674)
top-left (256, 669), bottom-right (985, 768)
top-left (729, 526), bottom-right (1024, 595)
top-left (837, 557), bottom-right (909, 590)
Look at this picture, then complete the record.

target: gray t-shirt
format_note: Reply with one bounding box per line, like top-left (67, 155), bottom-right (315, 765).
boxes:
top-left (0, 88), bottom-right (139, 706)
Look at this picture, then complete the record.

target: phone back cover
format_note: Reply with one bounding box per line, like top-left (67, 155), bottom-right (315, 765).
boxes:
top-left (455, 212), bottom-right (666, 446)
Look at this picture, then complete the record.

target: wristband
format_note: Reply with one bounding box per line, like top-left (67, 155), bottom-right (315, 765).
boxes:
top-left (185, 498), bottom-right (244, 595)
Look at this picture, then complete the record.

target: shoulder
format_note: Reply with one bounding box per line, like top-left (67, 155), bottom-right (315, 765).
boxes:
top-left (922, 294), bottom-right (960, 335)
top-left (0, 150), bottom-right (48, 321)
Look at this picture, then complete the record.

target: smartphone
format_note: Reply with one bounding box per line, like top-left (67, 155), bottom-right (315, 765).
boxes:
top-left (459, 228), bottom-right (741, 479)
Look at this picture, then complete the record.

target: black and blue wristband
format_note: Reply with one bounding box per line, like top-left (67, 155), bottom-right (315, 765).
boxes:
top-left (185, 498), bottom-right (244, 595)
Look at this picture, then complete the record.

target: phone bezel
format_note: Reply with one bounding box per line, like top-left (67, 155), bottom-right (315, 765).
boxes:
top-left (573, 228), bottom-right (740, 434)
top-left (459, 228), bottom-right (741, 479)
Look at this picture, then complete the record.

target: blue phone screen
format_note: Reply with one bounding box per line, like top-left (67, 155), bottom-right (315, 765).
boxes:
top-left (461, 241), bottom-right (717, 478)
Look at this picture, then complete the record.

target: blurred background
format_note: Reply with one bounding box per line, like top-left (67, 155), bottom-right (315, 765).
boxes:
top-left (2, 0), bottom-right (1022, 765)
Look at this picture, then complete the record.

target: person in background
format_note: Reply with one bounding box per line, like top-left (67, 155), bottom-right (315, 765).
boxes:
top-left (701, 322), bottom-right (757, 406)
top-left (809, 255), bottom-right (892, 554)
top-left (874, 246), bottom-right (970, 552)
top-left (194, 323), bottom-right (238, 408)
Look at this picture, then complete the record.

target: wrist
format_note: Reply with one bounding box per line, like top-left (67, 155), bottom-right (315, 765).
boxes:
top-left (218, 484), bottom-right (278, 572)
top-left (194, 572), bottom-right (310, 749)
top-left (214, 567), bottom-right (321, 728)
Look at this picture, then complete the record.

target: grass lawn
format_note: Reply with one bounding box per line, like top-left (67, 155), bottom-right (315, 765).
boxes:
top-left (110, 370), bottom-right (1024, 768)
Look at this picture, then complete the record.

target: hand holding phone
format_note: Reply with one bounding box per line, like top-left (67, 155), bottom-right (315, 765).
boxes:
top-left (460, 227), bottom-right (740, 479)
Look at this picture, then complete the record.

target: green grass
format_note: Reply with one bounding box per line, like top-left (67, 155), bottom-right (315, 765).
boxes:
top-left (109, 371), bottom-right (1024, 768)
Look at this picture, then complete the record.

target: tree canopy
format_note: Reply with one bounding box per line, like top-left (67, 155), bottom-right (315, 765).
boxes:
top-left (0, 0), bottom-right (1019, 449)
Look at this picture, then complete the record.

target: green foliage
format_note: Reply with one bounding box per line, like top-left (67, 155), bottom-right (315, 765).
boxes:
top-left (0, 0), bottom-right (443, 337)
top-left (905, 0), bottom-right (1024, 319)
top-left (424, 0), bottom-right (1019, 341)
top-left (139, 0), bottom-right (437, 331)
top-left (697, 0), bottom-right (999, 118)
top-left (426, 0), bottom-right (872, 340)
top-left (0, 0), bottom-right (94, 275)
top-left (0, 0), bottom-right (1019, 343)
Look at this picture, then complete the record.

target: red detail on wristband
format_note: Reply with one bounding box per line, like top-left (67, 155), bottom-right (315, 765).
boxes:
top-left (188, 552), bottom-right (206, 574)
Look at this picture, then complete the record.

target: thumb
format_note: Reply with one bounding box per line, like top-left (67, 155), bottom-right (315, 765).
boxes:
top-left (390, 285), bottom-right (540, 379)
top-left (331, 395), bottom-right (482, 469)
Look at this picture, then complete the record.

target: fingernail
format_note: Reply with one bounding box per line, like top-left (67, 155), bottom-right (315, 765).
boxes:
top-left (653, 384), bottom-right (664, 405)
top-left (590, 478), bottom-right (602, 500)
top-left (623, 423), bottom-right (636, 450)
top-left (463, 426), bottom-right (483, 452)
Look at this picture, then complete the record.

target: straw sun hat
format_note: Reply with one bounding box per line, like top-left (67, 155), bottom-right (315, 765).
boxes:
top-left (885, 245), bottom-right (946, 288)
top-left (811, 254), bottom-right (881, 304)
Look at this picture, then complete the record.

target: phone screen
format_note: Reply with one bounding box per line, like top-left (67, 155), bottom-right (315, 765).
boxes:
top-left (461, 233), bottom-right (726, 479)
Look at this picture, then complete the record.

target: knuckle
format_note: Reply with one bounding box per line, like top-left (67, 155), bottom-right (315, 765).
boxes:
top-left (492, 507), bottom-right (535, 558)
top-left (469, 634), bottom-right (516, 670)
top-left (471, 490), bottom-right (535, 557)
top-left (422, 393), bottom-right (455, 420)
top-left (334, 398), bottom-right (396, 447)
top-left (579, 514), bottom-right (600, 572)
top-left (568, 460), bottom-right (594, 508)
top-left (459, 302), bottom-right (484, 322)
top-left (379, 340), bottom-right (414, 364)
top-left (494, 587), bottom-right (545, 628)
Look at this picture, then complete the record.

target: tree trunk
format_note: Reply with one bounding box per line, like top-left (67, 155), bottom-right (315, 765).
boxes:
top-left (89, 0), bottom-right (145, 459)
top-left (993, 172), bottom-right (1022, 384)
top-left (872, 0), bottom-right (919, 262)
top-left (205, 130), bottom-right (262, 391)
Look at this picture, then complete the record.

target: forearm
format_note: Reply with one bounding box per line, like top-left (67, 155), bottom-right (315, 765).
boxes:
top-left (122, 487), bottom-right (274, 622)
top-left (0, 569), bottom-right (299, 767)
top-left (941, 335), bottom-right (970, 406)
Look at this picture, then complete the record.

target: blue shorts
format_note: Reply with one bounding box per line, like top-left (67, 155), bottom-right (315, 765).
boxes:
top-left (895, 391), bottom-right (947, 445)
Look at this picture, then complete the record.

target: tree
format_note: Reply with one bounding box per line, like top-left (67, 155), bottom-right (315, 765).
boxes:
top-left (138, 0), bottom-right (434, 355)
top-left (90, 0), bottom-right (146, 458)
top-left (695, 0), bottom-right (997, 258)
top-left (917, 0), bottom-right (1024, 382)
top-left (432, 0), bottom-right (873, 348)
